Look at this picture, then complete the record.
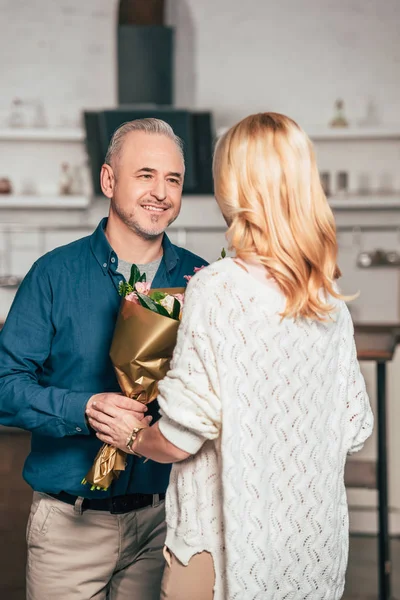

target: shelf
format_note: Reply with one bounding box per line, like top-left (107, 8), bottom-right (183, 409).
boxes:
top-left (0, 275), bottom-right (22, 289)
top-left (0, 128), bottom-right (84, 142)
top-left (329, 195), bottom-right (400, 210)
top-left (307, 126), bottom-right (400, 141)
top-left (0, 195), bottom-right (90, 208)
top-left (217, 125), bottom-right (400, 141)
top-left (0, 193), bottom-right (399, 212)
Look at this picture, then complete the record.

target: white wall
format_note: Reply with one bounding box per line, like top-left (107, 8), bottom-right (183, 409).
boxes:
top-left (169, 0), bottom-right (400, 130)
top-left (1, 0), bottom-right (399, 197)
top-left (1, 0), bottom-right (399, 131)
top-left (0, 0), bottom-right (117, 128)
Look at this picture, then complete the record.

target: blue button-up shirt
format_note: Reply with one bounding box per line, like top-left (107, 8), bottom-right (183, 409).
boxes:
top-left (0, 218), bottom-right (208, 498)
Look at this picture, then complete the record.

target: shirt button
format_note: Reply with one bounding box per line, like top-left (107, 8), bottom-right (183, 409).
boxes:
top-left (111, 257), bottom-right (116, 263)
top-left (103, 263), bottom-right (107, 268)
top-left (76, 427), bottom-right (82, 432)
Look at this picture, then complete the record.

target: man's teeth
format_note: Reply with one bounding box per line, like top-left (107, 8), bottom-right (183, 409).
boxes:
top-left (143, 206), bottom-right (165, 212)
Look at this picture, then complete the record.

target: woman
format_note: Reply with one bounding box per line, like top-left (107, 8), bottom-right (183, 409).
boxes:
top-left (87, 113), bottom-right (373, 600)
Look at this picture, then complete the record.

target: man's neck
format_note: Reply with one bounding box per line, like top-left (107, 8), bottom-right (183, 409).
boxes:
top-left (105, 211), bottom-right (164, 265)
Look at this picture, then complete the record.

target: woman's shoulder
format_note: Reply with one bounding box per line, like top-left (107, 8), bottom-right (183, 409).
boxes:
top-left (186, 258), bottom-right (234, 289)
top-left (182, 259), bottom-right (240, 313)
top-left (186, 257), bottom-right (285, 310)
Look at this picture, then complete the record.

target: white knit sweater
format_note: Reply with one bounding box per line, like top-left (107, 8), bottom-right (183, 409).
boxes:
top-left (157, 258), bottom-right (373, 600)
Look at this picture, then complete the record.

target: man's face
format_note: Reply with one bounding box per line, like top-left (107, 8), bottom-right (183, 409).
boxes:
top-left (108, 131), bottom-right (184, 239)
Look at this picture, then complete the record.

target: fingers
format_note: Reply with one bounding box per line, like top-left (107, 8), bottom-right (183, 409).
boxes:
top-left (87, 393), bottom-right (148, 413)
top-left (130, 399), bottom-right (148, 412)
top-left (144, 415), bottom-right (153, 426)
top-left (116, 397), bottom-right (148, 413)
top-left (96, 432), bottom-right (114, 445)
top-left (87, 416), bottom-right (111, 435)
top-left (89, 403), bottom-right (146, 423)
top-left (132, 410), bottom-right (150, 422)
top-left (89, 401), bottom-right (119, 419)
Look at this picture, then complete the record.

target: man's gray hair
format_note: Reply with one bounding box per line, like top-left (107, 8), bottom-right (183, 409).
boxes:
top-left (104, 118), bottom-right (184, 168)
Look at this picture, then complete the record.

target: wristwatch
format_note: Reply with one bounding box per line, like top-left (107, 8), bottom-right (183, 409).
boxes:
top-left (126, 427), bottom-right (144, 456)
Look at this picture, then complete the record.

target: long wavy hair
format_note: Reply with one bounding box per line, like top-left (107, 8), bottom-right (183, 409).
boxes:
top-left (213, 112), bottom-right (347, 321)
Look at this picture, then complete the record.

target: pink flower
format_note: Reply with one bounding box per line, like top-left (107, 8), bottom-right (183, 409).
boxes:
top-left (183, 265), bottom-right (206, 283)
top-left (125, 292), bottom-right (140, 304)
top-left (135, 281), bottom-right (151, 295)
top-left (174, 293), bottom-right (185, 307)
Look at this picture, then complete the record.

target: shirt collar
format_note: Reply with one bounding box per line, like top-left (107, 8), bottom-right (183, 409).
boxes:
top-left (90, 217), bottom-right (179, 275)
top-left (90, 218), bottom-right (115, 275)
top-left (161, 232), bottom-right (179, 273)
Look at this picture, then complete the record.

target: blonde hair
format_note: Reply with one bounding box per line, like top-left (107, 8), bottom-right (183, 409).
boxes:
top-left (213, 112), bottom-right (346, 321)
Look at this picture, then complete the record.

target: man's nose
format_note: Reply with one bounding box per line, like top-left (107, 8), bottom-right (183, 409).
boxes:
top-left (150, 178), bottom-right (167, 201)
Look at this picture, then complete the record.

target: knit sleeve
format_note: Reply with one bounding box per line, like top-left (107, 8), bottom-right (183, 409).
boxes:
top-left (157, 271), bottom-right (221, 454)
top-left (345, 312), bottom-right (374, 454)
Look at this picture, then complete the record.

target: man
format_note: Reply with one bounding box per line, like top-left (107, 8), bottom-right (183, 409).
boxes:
top-left (0, 118), bottom-right (208, 599)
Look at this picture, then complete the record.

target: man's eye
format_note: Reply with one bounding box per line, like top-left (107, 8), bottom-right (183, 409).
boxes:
top-left (168, 178), bottom-right (180, 185)
top-left (140, 174), bottom-right (152, 179)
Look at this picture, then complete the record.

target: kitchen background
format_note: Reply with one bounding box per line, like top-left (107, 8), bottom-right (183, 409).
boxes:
top-left (1, 0), bottom-right (400, 597)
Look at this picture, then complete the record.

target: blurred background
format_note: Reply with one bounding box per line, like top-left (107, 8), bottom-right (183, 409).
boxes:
top-left (0, 1), bottom-right (400, 598)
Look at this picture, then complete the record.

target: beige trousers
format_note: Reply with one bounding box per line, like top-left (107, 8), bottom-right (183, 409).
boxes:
top-left (160, 547), bottom-right (215, 600)
top-left (26, 492), bottom-right (166, 600)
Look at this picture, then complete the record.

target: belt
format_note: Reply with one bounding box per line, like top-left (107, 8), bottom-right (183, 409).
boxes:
top-left (48, 491), bottom-right (165, 514)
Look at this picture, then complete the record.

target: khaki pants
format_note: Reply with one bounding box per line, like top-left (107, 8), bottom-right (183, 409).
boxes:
top-left (26, 492), bottom-right (166, 600)
top-left (160, 547), bottom-right (215, 600)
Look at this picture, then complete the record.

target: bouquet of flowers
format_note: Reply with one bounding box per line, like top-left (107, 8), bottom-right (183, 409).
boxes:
top-left (82, 265), bottom-right (194, 491)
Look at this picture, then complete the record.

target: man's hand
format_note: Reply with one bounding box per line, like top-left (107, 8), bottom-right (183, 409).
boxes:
top-left (85, 397), bottom-right (151, 451)
top-left (86, 392), bottom-right (148, 423)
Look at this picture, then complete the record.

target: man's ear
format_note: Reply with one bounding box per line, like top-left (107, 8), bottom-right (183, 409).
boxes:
top-left (100, 164), bottom-right (115, 199)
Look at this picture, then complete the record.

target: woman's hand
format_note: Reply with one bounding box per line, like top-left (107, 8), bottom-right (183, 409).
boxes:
top-left (86, 400), bottom-right (152, 451)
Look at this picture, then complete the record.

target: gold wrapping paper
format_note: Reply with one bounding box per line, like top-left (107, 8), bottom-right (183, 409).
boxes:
top-left (83, 445), bottom-right (127, 491)
top-left (83, 288), bottom-right (184, 490)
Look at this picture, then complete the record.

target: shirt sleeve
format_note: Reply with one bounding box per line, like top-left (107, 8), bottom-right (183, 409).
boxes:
top-left (345, 314), bottom-right (374, 455)
top-left (0, 261), bottom-right (92, 437)
top-left (157, 272), bottom-right (221, 454)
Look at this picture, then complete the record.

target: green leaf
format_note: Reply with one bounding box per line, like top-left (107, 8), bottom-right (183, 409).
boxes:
top-left (149, 291), bottom-right (167, 302)
top-left (171, 298), bottom-right (181, 320)
top-left (221, 247), bottom-right (226, 259)
top-left (139, 272), bottom-right (147, 282)
top-left (129, 264), bottom-right (141, 287)
top-left (118, 281), bottom-right (134, 297)
top-left (136, 292), bottom-right (171, 318)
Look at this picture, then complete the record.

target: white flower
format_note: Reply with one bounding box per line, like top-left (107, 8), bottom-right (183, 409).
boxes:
top-left (159, 294), bottom-right (175, 315)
